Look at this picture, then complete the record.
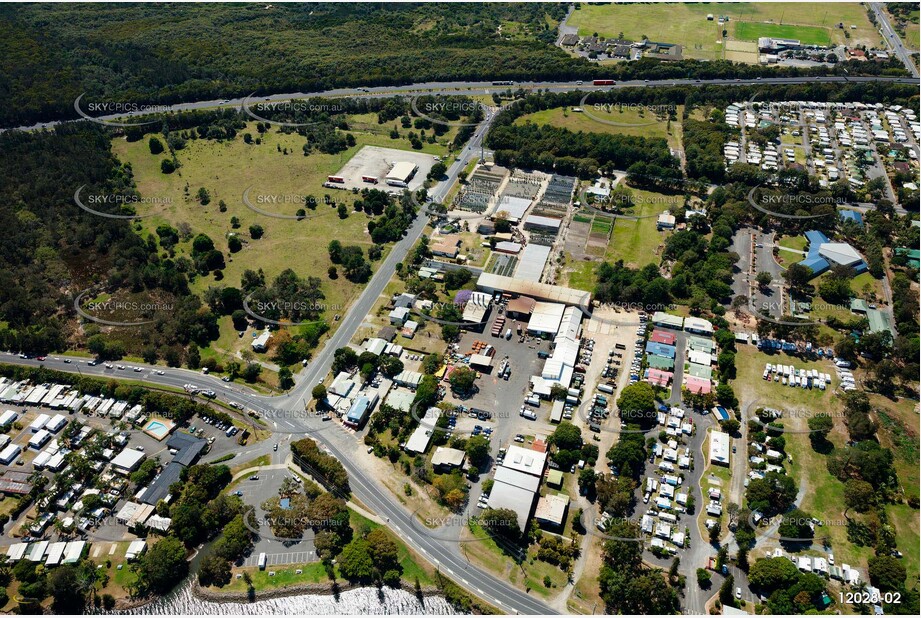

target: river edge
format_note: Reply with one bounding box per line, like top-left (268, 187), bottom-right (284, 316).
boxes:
top-left (114, 578), bottom-right (450, 613)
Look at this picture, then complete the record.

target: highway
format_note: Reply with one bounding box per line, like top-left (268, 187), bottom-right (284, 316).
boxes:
top-left (7, 74), bottom-right (920, 134)
top-left (0, 108), bottom-right (562, 614)
top-left (870, 3), bottom-right (919, 79)
top-left (3, 71), bottom-right (918, 614)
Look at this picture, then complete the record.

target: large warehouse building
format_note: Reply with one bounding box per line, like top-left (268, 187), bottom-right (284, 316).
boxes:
top-left (385, 161), bottom-right (418, 187)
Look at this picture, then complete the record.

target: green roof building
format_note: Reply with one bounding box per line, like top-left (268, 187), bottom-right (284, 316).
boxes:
top-left (647, 355), bottom-right (675, 370)
top-left (688, 363), bottom-right (713, 380)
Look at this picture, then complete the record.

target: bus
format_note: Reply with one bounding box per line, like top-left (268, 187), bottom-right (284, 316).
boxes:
top-left (361, 175), bottom-right (378, 184)
top-left (593, 79), bottom-right (615, 86)
top-left (492, 80), bottom-right (514, 86)
top-left (258, 553), bottom-right (267, 570)
top-left (327, 175), bottom-right (345, 183)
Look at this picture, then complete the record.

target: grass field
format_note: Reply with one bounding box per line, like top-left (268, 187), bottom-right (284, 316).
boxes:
top-left (463, 521), bottom-right (569, 599)
top-left (568, 2), bottom-right (879, 62)
top-left (112, 118), bottom-right (450, 365)
top-left (604, 189), bottom-right (680, 268)
top-left (514, 105), bottom-right (681, 150)
top-left (735, 22), bottom-right (832, 46)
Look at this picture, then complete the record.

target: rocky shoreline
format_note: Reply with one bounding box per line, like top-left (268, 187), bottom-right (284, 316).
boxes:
top-left (192, 578), bottom-right (443, 604)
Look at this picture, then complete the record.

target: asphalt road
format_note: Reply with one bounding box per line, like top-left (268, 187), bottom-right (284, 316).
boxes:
top-left (0, 110), bottom-right (561, 614)
top-left (7, 75), bottom-right (920, 133)
top-left (871, 2), bottom-right (919, 79)
top-left (4, 72), bottom-right (917, 613)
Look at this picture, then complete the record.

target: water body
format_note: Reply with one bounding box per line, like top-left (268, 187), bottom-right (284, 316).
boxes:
top-left (123, 579), bottom-right (457, 615)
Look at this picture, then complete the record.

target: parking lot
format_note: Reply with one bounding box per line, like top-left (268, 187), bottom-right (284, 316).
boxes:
top-left (329, 145), bottom-right (437, 193)
top-left (232, 468), bottom-right (317, 564)
top-left (449, 308), bottom-right (553, 456)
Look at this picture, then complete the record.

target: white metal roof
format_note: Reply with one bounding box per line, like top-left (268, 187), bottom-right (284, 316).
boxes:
top-left (514, 243), bottom-right (551, 283)
top-left (476, 272), bottom-right (591, 310)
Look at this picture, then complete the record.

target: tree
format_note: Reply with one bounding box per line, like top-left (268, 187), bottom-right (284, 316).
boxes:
top-left (337, 204), bottom-right (348, 219)
top-left (48, 564), bottom-right (86, 613)
top-left (868, 555), bottom-right (906, 592)
top-left (366, 528), bottom-right (400, 576)
top-left (465, 435), bottom-right (490, 466)
top-left (338, 539), bottom-right (374, 582)
top-left (778, 508), bottom-right (814, 542)
top-left (228, 235), bottom-right (242, 253)
top-left (328, 240), bottom-right (343, 263)
top-left (480, 507), bottom-right (520, 542)
top-left (198, 552), bottom-right (232, 588)
top-left (719, 574), bottom-right (736, 605)
top-left (843, 479), bottom-right (876, 513)
top-left (746, 471), bottom-right (797, 515)
top-left (756, 271), bottom-right (772, 288)
top-left (616, 382), bottom-right (656, 427)
top-left (312, 384), bottom-right (327, 402)
top-left (134, 536), bottom-right (189, 594)
top-left (748, 556), bottom-right (800, 589)
top-left (149, 136), bottom-right (164, 154)
top-left (448, 366), bottom-right (477, 395)
top-left (696, 568), bottom-right (712, 588)
top-left (249, 224), bottom-right (264, 239)
top-left (278, 367), bottom-right (294, 390)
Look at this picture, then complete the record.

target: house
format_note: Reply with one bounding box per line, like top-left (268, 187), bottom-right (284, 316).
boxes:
top-left (344, 394), bottom-right (378, 428)
top-left (431, 447), bottom-right (466, 471)
top-left (709, 431), bottom-right (730, 466)
top-left (405, 408), bottom-right (440, 453)
top-left (534, 493), bottom-right (569, 528)
top-left (656, 213), bottom-right (676, 230)
top-left (252, 329), bottom-right (272, 352)
top-left (110, 448), bottom-right (145, 475)
top-left (431, 234), bottom-right (461, 258)
top-left (389, 307), bottom-right (410, 325)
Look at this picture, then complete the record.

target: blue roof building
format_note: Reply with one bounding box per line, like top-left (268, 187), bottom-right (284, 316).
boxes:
top-left (344, 393), bottom-right (378, 428)
top-left (645, 341), bottom-right (676, 359)
top-left (798, 230), bottom-right (867, 279)
top-left (839, 210), bottom-right (864, 227)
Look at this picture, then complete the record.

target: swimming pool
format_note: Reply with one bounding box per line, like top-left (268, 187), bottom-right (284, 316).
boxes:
top-left (144, 419), bottom-right (172, 440)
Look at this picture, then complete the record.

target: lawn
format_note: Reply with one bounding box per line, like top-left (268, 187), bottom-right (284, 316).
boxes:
top-left (111, 118), bottom-right (450, 365)
top-left (569, 2), bottom-right (879, 61)
top-left (348, 509), bottom-right (435, 586)
top-left (568, 3), bottom-right (726, 61)
top-left (222, 561), bottom-right (330, 593)
top-left (733, 346), bottom-right (840, 410)
top-left (735, 22), bottom-right (832, 46)
top-left (514, 105), bottom-right (682, 151)
top-left (562, 257), bottom-right (599, 293)
top-left (463, 521), bottom-right (568, 599)
top-left (604, 189), bottom-right (680, 268)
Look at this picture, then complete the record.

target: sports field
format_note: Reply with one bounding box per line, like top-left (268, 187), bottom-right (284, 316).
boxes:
top-left (568, 2), bottom-right (879, 60)
top-left (735, 21), bottom-right (832, 46)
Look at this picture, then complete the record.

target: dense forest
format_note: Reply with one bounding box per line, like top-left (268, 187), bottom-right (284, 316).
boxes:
top-left (0, 3), bottom-right (912, 128)
top-left (0, 123), bottom-right (220, 359)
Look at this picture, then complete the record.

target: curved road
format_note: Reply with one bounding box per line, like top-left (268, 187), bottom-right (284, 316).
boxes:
top-left (3, 72), bottom-right (919, 614)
